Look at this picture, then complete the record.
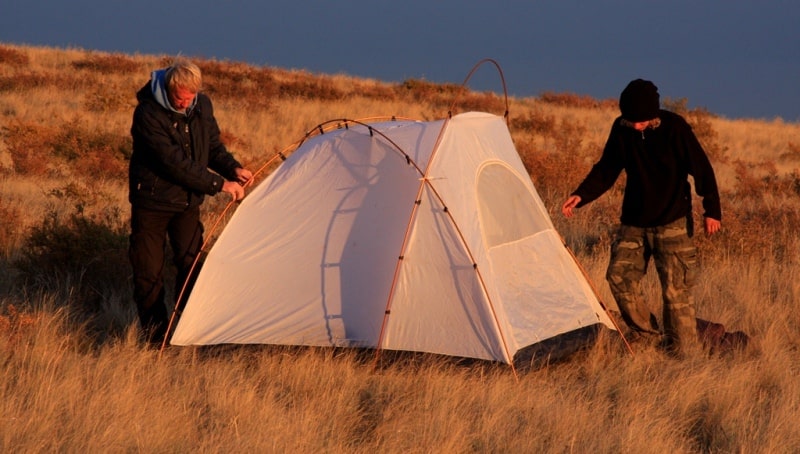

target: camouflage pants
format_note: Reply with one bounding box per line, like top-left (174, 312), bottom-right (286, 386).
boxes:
top-left (606, 218), bottom-right (700, 351)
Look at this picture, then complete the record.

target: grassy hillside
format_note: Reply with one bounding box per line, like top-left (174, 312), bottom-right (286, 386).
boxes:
top-left (2, 43), bottom-right (800, 452)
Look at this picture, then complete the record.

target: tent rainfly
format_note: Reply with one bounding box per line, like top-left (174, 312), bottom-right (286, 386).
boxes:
top-left (170, 111), bottom-right (617, 365)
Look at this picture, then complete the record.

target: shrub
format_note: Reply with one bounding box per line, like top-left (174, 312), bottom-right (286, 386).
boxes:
top-left (0, 72), bottom-right (51, 93)
top-left (510, 111), bottom-right (557, 135)
top-left (71, 52), bottom-right (141, 74)
top-left (84, 85), bottom-right (136, 113)
top-left (515, 133), bottom-right (611, 209)
top-left (397, 78), bottom-right (465, 108)
top-left (0, 45), bottom-right (29, 67)
top-left (277, 72), bottom-right (343, 101)
top-left (731, 159), bottom-right (800, 201)
top-left (538, 91), bottom-right (616, 110)
top-left (451, 91), bottom-right (506, 115)
top-left (700, 201), bottom-right (800, 264)
top-left (1, 120), bottom-right (53, 176)
top-left (50, 119), bottom-right (130, 180)
top-left (14, 184), bottom-right (130, 317)
top-left (1, 118), bottom-right (130, 179)
top-left (663, 98), bottom-right (726, 162)
top-left (351, 80), bottom-right (397, 101)
top-left (198, 59), bottom-right (278, 109)
top-left (0, 196), bottom-right (22, 257)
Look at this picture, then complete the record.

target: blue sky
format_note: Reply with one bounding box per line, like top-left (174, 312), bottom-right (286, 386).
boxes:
top-left (2, 1), bottom-right (798, 120)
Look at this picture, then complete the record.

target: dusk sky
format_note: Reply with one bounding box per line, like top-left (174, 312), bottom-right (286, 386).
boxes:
top-left (2, 1), bottom-right (798, 120)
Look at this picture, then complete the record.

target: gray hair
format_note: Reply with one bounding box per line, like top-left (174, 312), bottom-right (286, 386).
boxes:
top-left (165, 59), bottom-right (202, 93)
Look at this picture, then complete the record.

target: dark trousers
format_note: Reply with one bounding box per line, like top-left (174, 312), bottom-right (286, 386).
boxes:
top-left (129, 206), bottom-right (204, 343)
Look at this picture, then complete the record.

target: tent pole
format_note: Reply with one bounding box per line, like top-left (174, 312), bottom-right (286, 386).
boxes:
top-left (448, 58), bottom-right (509, 122)
top-left (157, 145), bottom-right (305, 356)
top-left (561, 240), bottom-right (635, 356)
top-left (159, 197), bottom-right (241, 355)
top-left (372, 116), bottom-right (520, 376)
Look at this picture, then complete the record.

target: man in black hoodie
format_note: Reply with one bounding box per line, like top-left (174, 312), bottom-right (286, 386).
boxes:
top-left (561, 79), bottom-right (721, 356)
top-left (129, 59), bottom-right (252, 345)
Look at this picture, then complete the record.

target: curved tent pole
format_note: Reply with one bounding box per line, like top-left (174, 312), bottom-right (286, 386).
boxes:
top-left (372, 117), bottom-right (519, 378)
top-left (158, 157), bottom-right (271, 354)
top-left (162, 59), bottom-right (511, 355)
top-left (159, 190), bottom-right (239, 354)
top-left (161, 114), bottom-right (518, 373)
top-left (286, 117), bottom-right (516, 371)
top-left (560, 238), bottom-right (635, 356)
top-left (159, 116), bottom-right (418, 355)
top-left (251, 116), bottom-right (420, 182)
top-left (447, 58), bottom-right (510, 123)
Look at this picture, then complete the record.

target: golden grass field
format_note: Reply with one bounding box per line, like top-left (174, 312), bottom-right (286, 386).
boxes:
top-left (2, 43), bottom-right (800, 452)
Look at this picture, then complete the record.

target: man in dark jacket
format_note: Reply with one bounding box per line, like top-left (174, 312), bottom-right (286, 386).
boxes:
top-left (129, 59), bottom-right (252, 345)
top-left (561, 79), bottom-right (721, 356)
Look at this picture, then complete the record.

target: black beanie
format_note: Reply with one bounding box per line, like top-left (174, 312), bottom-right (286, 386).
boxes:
top-left (619, 79), bottom-right (660, 122)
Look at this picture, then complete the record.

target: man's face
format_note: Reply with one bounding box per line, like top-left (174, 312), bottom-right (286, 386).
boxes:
top-left (168, 86), bottom-right (196, 111)
top-left (632, 120), bottom-right (650, 131)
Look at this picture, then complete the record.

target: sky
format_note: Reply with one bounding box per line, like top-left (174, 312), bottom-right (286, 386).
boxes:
top-left (2, 1), bottom-right (798, 121)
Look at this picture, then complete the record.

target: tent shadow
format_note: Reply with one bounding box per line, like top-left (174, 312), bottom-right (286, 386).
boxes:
top-left (512, 323), bottom-right (614, 374)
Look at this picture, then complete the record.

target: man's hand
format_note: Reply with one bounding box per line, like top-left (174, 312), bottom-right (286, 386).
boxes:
top-left (235, 167), bottom-right (253, 186)
top-left (704, 217), bottom-right (721, 236)
top-left (561, 195), bottom-right (582, 218)
top-left (222, 181), bottom-right (245, 201)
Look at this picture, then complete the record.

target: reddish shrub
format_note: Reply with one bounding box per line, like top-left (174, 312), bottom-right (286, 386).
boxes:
top-left (198, 59), bottom-right (278, 109)
top-left (510, 111), bottom-right (557, 135)
top-left (50, 119), bottom-right (129, 180)
top-left (396, 78), bottom-right (465, 108)
top-left (2, 120), bottom-right (53, 176)
top-left (71, 52), bottom-right (141, 74)
top-left (0, 46), bottom-right (29, 67)
top-left (0, 72), bottom-right (50, 92)
top-left (663, 98), bottom-right (726, 162)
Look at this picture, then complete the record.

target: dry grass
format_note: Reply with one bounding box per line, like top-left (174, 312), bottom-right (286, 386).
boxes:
top-left (2, 42), bottom-right (800, 452)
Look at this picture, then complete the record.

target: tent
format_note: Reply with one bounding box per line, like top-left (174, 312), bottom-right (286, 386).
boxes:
top-left (170, 111), bottom-right (617, 365)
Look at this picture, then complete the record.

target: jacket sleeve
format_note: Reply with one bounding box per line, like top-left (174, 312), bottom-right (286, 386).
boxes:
top-left (681, 121), bottom-right (722, 220)
top-left (203, 97), bottom-right (242, 181)
top-left (132, 103), bottom-right (226, 195)
top-left (572, 124), bottom-right (625, 207)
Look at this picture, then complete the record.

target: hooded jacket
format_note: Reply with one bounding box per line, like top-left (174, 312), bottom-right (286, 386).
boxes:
top-left (129, 69), bottom-right (241, 212)
top-left (572, 110), bottom-right (721, 227)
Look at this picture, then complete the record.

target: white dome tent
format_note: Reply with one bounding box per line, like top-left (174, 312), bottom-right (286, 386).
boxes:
top-left (166, 61), bottom-right (621, 372)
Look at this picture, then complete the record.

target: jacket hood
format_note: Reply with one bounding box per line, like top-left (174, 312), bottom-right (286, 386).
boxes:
top-left (150, 68), bottom-right (196, 115)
